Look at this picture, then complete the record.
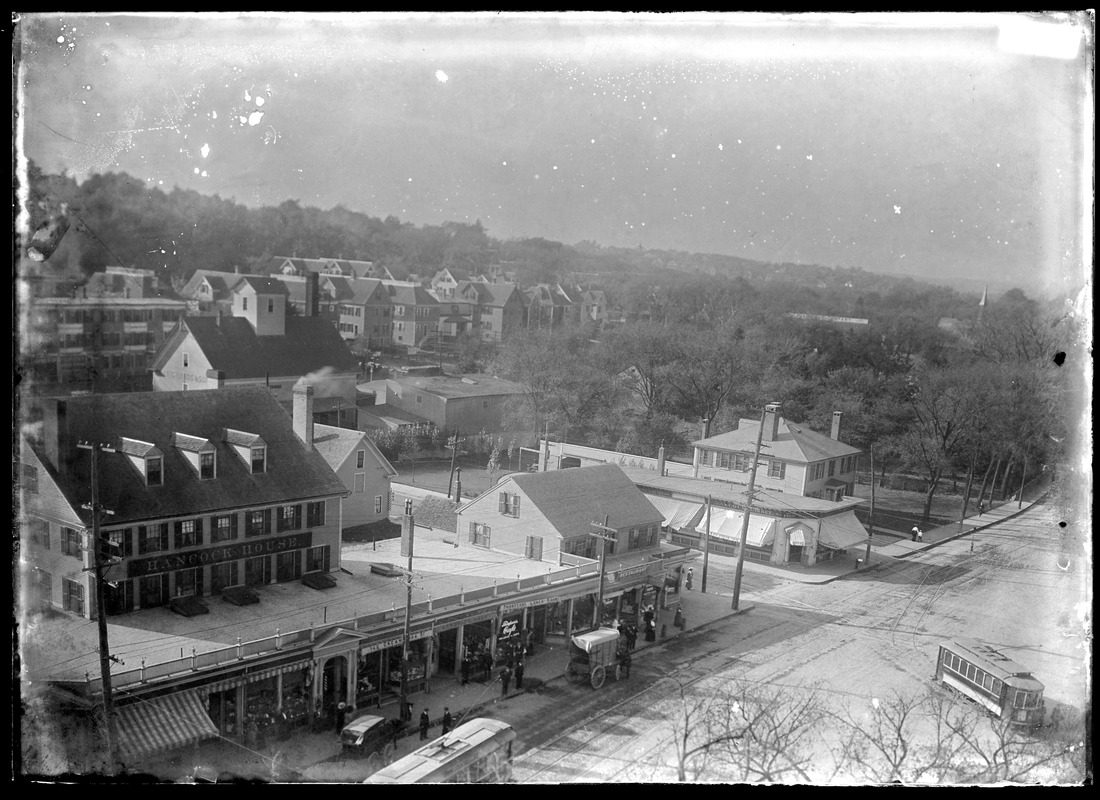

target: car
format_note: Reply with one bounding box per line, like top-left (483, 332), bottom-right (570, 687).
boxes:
top-left (340, 713), bottom-right (404, 772)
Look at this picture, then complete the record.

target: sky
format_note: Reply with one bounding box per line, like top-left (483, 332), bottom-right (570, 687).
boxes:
top-left (15, 12), bottom-right (1093, 297)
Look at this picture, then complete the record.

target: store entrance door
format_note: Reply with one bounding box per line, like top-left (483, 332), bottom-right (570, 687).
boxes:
top-left (438, 629), bottom-right (458, 674)
top-left (322, 655), bottom-right (347, 713)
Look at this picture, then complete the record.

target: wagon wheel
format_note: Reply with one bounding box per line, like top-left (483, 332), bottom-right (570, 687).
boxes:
top-left (382, 742), bottom-right (396, 765)
top-left (366, 751), bottom-right (383, 774)
top-left (590, 665), bottom-right (606, 689)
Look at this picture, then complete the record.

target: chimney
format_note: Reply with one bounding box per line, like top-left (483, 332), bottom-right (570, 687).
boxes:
top-left (42, 398), bottom-right (67, 470)
top-left (401, 498), bottom-right (414, 558)
top-left (702, 417), bottom-right (711, 439)
top-left (657, 444), bottom-right (666, 477)
top-left (307, 271), bottom-right (320, 318)
top-left (831, 411), bottom-right (843, 440)
top-left (541, 438), bottom-right (550, 472)
top-left (763, 403), bottom-right (782, 442)
top-left (293, 382), bottom-right (315, 448)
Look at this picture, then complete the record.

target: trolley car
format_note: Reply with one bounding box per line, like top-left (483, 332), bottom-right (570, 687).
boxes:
top-left (935, 639), bottom-right (1045, 728)
top-left (566, 627), bottom-right (626, 689)
top-left (364, 717), bottom-right (515, 783)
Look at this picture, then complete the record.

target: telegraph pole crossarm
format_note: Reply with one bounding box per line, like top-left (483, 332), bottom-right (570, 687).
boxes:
top-left (731, 407), bottom-right (768, 611)
top-left (77, 440), bottom-right (119, 772)
top-left (589, 515), bottom-right (617, 629)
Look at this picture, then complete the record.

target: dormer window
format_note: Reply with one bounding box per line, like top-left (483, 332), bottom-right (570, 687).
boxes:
top-left (251, 446), bottom-right (267, 474)
top-left (200, 451), bottom-right (216, 480)
top-left (243, 296), bottom-right (249, 311)
top-left (146, 456), bottom-right (163, 486)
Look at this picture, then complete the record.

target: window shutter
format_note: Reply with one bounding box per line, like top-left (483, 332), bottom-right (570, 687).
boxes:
top-left (469, 521), bottom-right (476, 543)
top-left (513, 495), bottom-right (520, 516)
top-left (174, 520), bottom-right (182, 548)
top-left (231, 514), bottom-right (238, 539)
top-left (196, 567), bottom-right (204, 597)
top-left (295, 504), bottom-right (302, 529)
top-left (264, 508), bottom-right (272, 535)
top-left (137, 526), bottom-right (146, 554)
top-left (195, 518), bottom-right (203, 546)
top-left (160, 524), bottom-right (169, 552)
top-left (498, 492), bottom-right (506, 513)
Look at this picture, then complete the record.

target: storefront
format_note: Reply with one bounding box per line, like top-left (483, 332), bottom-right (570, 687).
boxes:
top-left (496, 611), bottom-right (524, 665)
top-left (433, 608), bottom-right (498, 681)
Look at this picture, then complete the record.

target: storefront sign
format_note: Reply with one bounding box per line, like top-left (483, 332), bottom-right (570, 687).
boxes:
top-left (127, 532), bottom-right (314, 578)
top-left (358, 628), bottom-right (432, 656)
top-left (607, 563), bottom-right (651, 583)
top-left (500, 597), bottom-right (551, 613)
top-left (499, 618), bottom-right (520, 639)
top-left (432, 609), bottom-right (499, 633)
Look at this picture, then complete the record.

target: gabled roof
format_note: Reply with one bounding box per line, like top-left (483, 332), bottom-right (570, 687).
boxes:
top-left (385, 283), bottom-right (439, 306)
top-left (692, 417), bottom-right (860, 463)
top-left (525, 284), bottom-right (574, 308)
top-left (150, 316), bottom-right (358, 378)
top-left (28, 387), bottom-right (347, 526)
top-left (344, 278), bottom-right (387, 305)
top-left (313, 423), bottom-right (397, 476)
top-left (232, 276), bottom-right (289, 296)
top-left (180, 270), bottom-right (239, 302)
top-left (487, 463), bottom-right (664, 539)
top-left (458, 281), bottom-right (520, 308)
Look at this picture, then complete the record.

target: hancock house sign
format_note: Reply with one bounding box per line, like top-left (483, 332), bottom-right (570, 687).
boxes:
top-left (126, 532), bottom-right (314, 578)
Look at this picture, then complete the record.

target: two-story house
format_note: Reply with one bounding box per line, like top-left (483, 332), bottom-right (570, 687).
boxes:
top-left (383, 282), bottom-right (440, 349)
top-left (312, 420), bottom-right (397, 535)
top-left (690, 403), bottom-right (861, 501)
top-left (456, 281), bottom-right (526, 342)
top-left (335, 278), bottom-right (393, 351)
top-left (455, 463), bottom-right (697, 631)
top-left (429, 268), bottom-right (463, 300)
top-left (524, 283), bottom-right (576, 330)
top-left (150, 276), bottom-right (361, 429)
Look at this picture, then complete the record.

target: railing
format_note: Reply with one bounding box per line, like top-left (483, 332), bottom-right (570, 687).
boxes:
top-left (79, 565), bottom-right (600, 695)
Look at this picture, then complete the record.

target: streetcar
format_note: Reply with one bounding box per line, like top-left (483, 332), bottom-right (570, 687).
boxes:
top-left (363, 717), bottom-right (516, 783)
top-left (935, 639), bottom-right (1045, 728)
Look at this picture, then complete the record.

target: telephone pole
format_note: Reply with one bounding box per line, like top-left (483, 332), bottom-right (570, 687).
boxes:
top-left (700, 496), bottom-right (712, 593)
top-left (589, 515), bottom-right (617, 628)
top-left (865, 446), bottom-right (875, 566)
top-left (445, 432), bottom-right (464, 500)
top-left (77, 440), bottom-right (119, 771)
top-left (731, 407), bottom-right (767, 610)
top-left (399, 499), bottom-right (415, 722)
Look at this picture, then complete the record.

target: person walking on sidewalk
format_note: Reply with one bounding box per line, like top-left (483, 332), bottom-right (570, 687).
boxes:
top-left (978, 500), bottom-right (985, 517)
top-left (419, 708), bottom-right (431, 741)
top-left (499, 664), bottom-right (513, 697)
top-left (916, 528), bottom-right (924, 543)
top-left (514, 660), bottom-right (525, 691)
top-left (685, 568), bottom-right (694, 590)
top-left (460, 653), bottom-right (470, 686)
top-left (441, 708), bottom-right (453, 736)
top-left (911, 525), bottom-right (919, 542)
top-left (674, 605), bottom-right (683, 630)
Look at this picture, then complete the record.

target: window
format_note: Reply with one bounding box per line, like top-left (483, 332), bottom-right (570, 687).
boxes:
top-left (200, 451), bottom-right (215, 480)
top-left (61, 527), bottom-right (83, 557)
top-left (139, 523), bottom-right (169, 554)
top-left (246, 508), bottom-right (272, 538)
top-left (469, 522), bottom-right (491, 548)
top-left (183, 352), bottom-right (189, 368)
top-left (29, 518), bottom-right (50, 549)
top-left (211, 514), bottom-right (237, 542)
top-left (733, 453), bottom-right (752, 471)
top-left (63, 578), bottom-right (85, 615)
top-left (22, 463), bottom-right (38, 494)
top-left (374, 495), bottom-right (384, 515)
top-left (648, 525), bottom-right (660, 547)
top-left (35, 570), bottom-right (52, 607)
top-left (106, 528), bottom-right (133, 558)
top-left (139, 574), bottom-right (168, 608)
top-left (498, 492), bottom-right (521, 517)
top-left (307, 545), bottom-right (330, 573)
top-left (525, 536), bottom-right (543, 561)
top-left (243, 296), bottom-right (248, 311)
top-left (356, 450), bottom-right (365, 469)
top-left (146, 456), bottom-right (163, 486)
top-left (828, 460), bottom-right (836, 478)
top-left (175, 567), bottom-right (202, 597)
top-left (767, 460), bottom-right (785, 479)
top-left (306, 501), bottom-right (326, 528)
top-left (628, 528), bottom-right (641, 549)
top-left (250, 446), bottom-right (266, 474)
top-left (267, 298), bottom-right (274, 313)
top-left (277, 504), bottom-right (302, 532)
top-left (175, 518), bottom-right (202, 549)
top-left (276, 551), bottom-right (301, 582)
top-left (354, 473), bottom-right (366, 493)
top-left (245, 556), bottom-right (271, 587)
top-left (211, 562), bottom-right (238, 593)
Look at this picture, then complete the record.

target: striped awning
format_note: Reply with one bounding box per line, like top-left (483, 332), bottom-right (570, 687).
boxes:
top-left (203, 661), bottom-right (313, 695)
top-left (698, 509), bottom-right (775, 548)
top-left (645, 495), bottom-right (705, 530)
top-left (115, 690), bottom-right (218, 763)
top-left (786, 525), bottom-right (807, 546)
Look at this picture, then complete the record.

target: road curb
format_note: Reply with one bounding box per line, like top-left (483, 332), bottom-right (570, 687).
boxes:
top-left (890, 491), bottom-right (1051, 559)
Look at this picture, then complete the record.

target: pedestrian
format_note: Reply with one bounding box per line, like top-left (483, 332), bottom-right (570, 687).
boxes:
top-left (441, 707), bottom-right (453, 735)
top-left (335, 701), bottom-right (347, 734)
top-left (916, 528), bottom-right (924, 543)
top-left (514, 660), bottom-right (525, 691)
top-left (685, 568), bottom-right (693, 590)
top-left (627, 625), bottom-right (637, 651)
top-left (619, 650), bottom-right (632, 678)
top-left (499, 664), bottom-right (512, 697)
top-left (911, 525), bottom-right (919, 542)
top-left (674, 605), bottom-right (683, 630)
top-left (419, 708), bottom-right (431, 740)
top-left (644, 619), bottom-right (656, 643)
top-left (460, 653), bottom-right (470, 686)
top-left (402, 699), bottom-right (413, 723)
top-left (978, 500), bottom-right (985, 517)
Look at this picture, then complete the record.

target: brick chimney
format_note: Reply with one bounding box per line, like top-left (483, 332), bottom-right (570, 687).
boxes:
top-left (763, 403), bottom-right (782, 442)
top-left (306, 271), bottom-right (320, 318)
top-left (831, 411), bottom-right (843, 440)
top-left (292, 382), bottom-right (314, 448)
top-left (401, 498), bottom-right (414, 558)
top-left (657, 444), bottom-right (666, 477)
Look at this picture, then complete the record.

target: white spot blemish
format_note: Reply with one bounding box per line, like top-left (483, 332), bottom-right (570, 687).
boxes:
top-left (200, 143), bottom-right (210, 158)
top-left (718, 143), bottom-right (723, 150)
top-left (435, 70), bottom-right (449, 84)
top-left (894, 205), bottom-right (901, 214)
top-left (201, 171), bottom-right (208, 177)
top-left (738, 139), bottom-right (742, 144)
top-left (244, 89), bottom-right (252, 102)
top-left (502, 161), bottom-right (507, 166)
top-left (776, 144), bottom-right (782, 150)
top-left (255, 96), bottom-right (265, 107)
top-left (57, 35), bottom-right (65, 43)
top-left (247, 110), bottom-right (264, 126)
top-left (212, 110), bottom-right (217, 119)
top-left (239, 115), bottom-right (248, 125)
top-left (806, 155), bottom-right (813, 160)
top-left (193, 167), bottom-right (200, 174)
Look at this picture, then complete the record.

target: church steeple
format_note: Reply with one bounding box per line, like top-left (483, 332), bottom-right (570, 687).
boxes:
top-left (978, 284), bottom-right (987, 321)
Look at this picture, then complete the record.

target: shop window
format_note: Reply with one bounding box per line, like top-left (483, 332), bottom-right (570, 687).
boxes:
top-left (276, 550), bottom-right (302, 583)
top-left (211, 514), bottom-right (237, 543)
top-left (524, 536), bottom-right (543, 561)
top-left (469, 522), bottom-right (491, 548)
top-left (105, 579), bottom-right (134, 615)
top-left (61, 526), bottom-right (83, 557)
top-left (63, 578), bottom-right (85, 615)
top-left (306, 545), bottom-right (330, 573)
top-left (140, 574), bottom-right (169, 608)
top-left (245, 556), bottom-right (271, 587)
top-left (175, 567), bottom-right (202, 597)
top-left (211, 562), bottom-right (239, 593)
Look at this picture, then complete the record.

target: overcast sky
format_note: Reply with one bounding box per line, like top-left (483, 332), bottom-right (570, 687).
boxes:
top-left (15, 12), bottom-right (1092, 296)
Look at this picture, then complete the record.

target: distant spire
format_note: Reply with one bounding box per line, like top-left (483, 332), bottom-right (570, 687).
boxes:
top-left (979, 285), bottom-right (987, 307)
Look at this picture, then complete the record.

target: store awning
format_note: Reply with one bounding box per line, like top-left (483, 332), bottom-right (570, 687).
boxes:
top-left (818, 511), bottom-right (869, 549)
top-left (698, 509), bottom-right (775, 548)
top-left (646, 495), bottom-right (705, 530)
top-left (203, 661), bottom-right (313, 694)
top-left (115, 690), bottom-right (218, 763)
top-left (786, 524), bottom-right (807, 546)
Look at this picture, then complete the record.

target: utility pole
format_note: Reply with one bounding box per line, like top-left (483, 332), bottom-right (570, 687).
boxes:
top-left (77, 440), bottom-right (119, 771)
top-left (589, 515), bottom-right (617, 629)
top-left (700, 496), bottom-right (712, 593)
top-left (865, 446), bottom-right (875, 566)
top-left (399, 499), bottom-right (415, 723)
top-left (445, 432), bottom-right (464, 500)
top-left (731, 407), bottom-right (767, 610)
